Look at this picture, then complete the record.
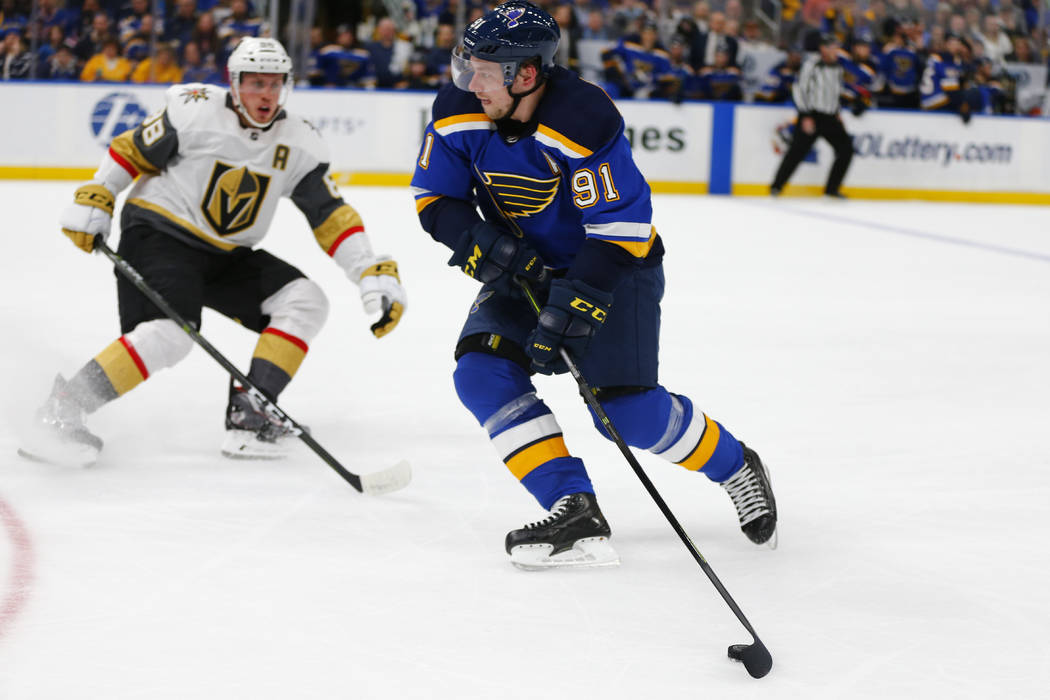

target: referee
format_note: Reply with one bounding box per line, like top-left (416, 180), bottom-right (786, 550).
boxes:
top-left (770, 33), bottom-right (854, 198)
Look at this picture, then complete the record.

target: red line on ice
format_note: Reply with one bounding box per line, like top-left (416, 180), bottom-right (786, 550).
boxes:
top-left (0, 497), bottom-right (33, 642)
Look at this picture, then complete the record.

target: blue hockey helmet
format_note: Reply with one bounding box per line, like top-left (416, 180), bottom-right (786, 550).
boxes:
top-left (450, 1), bottom-right (560, 92)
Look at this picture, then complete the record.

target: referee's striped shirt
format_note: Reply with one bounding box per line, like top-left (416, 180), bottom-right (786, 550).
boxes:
top-left (792, 55), bottom-right (844, 115)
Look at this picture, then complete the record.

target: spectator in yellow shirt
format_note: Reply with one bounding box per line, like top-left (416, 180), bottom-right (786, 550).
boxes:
top-left (80, 36), bottom-right (132, 82)
top-left (131, 43), bottom-right (183, 83)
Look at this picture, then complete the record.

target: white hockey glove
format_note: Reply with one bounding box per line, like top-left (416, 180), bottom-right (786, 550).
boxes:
top-left (60, 183), bottom-right (115, 253)
top-left (358, 256), bottom-right (406, 338)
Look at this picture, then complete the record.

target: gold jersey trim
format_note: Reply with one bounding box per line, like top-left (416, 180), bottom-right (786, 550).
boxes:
top-left (126, 197), bottom-right (239, 251)
top-left (314, 204), bottom-right (364, 253)
top-left (109, 130), bottom-right (161, 176)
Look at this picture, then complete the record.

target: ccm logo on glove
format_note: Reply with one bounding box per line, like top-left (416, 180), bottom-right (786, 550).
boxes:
top-left (569, 297), bottom-right (607, 322)
top-left (449, 222), bottom-right (545, 294)
top-left (60, 182), bottom-right (117, 253)
top-left (464, 244), bottom-right (483, 277)
top-left (74, 185), bottom-right (115, 212)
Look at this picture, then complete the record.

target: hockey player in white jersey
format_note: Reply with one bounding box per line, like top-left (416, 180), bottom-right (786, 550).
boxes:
top-left (20, 37), bottom-right (406, 465)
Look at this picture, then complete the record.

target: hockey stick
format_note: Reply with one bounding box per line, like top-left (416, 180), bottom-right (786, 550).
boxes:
top-left (517, 277), bottom-right (772, 679)
top-left (96, 241), bottom-right (411, 496)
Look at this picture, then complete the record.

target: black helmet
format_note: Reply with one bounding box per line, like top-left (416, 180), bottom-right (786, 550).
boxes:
top-left (452, 1), bottom-right (560, 90)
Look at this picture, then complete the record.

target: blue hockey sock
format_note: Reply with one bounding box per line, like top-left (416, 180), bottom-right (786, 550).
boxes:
top-left (591, 388), bottom-right (743, 482)
top-left (454, 352), bottom-right (593, 509)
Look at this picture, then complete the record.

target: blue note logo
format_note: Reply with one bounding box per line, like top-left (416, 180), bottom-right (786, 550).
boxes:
top-left (90, 92), bottom-right (149, 147)
top-left (470, 291), bottom-right (494, 314)
top-left (479, 170), bottom-right (560, 218)
top-left (502, 7), bottom-right (525, 27)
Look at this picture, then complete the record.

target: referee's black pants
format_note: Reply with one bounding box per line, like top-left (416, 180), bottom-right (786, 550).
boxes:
top-left (771, 112), bottom-right (854, 195)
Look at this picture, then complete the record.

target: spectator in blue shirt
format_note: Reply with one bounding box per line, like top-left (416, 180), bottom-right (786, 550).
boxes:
top-left (366, 16), bottom-right (412, 88)
top-left (165, 0), bottom-right (199, 49)
top-left (42, 43), bottom-right (78, 79)
top-left (180, 39), bottom-right (224, 84)
top-left (0, 1), bottom-right (29, 38)
top-left (425, 22), bottom-right (455, 84)
top-left (32, 0), bottom-right (78, 44)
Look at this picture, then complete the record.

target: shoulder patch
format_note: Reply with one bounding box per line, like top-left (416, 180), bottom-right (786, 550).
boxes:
top-left (177, 85), bottom-right (212, 104)
top-left (163, 82), bottom-right (228, 131)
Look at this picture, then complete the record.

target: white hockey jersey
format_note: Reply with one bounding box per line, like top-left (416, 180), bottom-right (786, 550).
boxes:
top-left (105, 83), bottom-right (363, 257)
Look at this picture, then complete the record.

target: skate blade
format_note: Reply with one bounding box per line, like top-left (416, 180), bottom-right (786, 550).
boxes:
top-left (221, 430), bottom-right (292, 460)
top-left (510, 537), bottom-right (621, 571)
top-left (17, 445), bottom-right (97, 468)
top-left (764, 527), bottom-right (778, 550)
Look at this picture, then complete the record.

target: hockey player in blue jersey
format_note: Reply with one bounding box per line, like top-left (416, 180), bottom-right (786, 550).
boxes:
top-left (878, 17), bottom-right (922, 109)
top-left (411, 1), bottom-right (777, 569)
top-left (838, 33), bottom-right (879, 116)
top-left (920, 33), bottom-right (972, 120)
top-left (697, 41), bottom-right (743, 101)
top-left (754, 47), bottom-right (803, 103)
top-left (600, 18), bottom-right (674, 99)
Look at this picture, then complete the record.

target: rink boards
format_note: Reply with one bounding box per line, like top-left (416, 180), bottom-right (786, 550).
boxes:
top-left (0, 82), bottom-right (1047, 203)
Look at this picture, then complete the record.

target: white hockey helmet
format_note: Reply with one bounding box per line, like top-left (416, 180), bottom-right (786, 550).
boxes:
top-left (227, 37), bottom-right (293, 127)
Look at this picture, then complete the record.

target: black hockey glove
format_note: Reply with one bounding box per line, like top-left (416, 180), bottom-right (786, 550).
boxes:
top-left (525, 279), bottom-right (613, 375)
top-left (448, 221), bottom-right (545, 295)
top-left (850, 99), bottom-right (867, 117)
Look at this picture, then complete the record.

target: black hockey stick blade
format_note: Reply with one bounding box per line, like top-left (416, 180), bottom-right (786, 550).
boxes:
top-left (728, 639), bottom-right (773, 679)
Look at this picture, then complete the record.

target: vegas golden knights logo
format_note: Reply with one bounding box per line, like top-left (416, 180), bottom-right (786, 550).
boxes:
top-left (479, 171), bottom-right (560, 219)
top-left (201, 162), bottom-right (271, 236)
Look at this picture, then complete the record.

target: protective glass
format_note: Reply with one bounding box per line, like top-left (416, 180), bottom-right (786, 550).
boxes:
top-left (231, 72), bottom-right (291, 127)
top-left (450, 45), bottom-right (515, 92)
top-left (238, 73), bottom-right (288, 97)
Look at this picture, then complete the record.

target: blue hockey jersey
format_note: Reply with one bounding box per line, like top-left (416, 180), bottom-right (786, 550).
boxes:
top-left (920, 52), bottom-right (965, 109)
top-left (697, 65), bottom-right (743, 101)
top-left (313, 45), bottom-right (375, 88)
top-left (880, 44), bottom-right (921, 95)
top-left (755, 61), bottom-right (798, 102)
top-left (411, 66), bottom-right (658, 272)
top-left (601, 40), bottom-right (674, 99)
top-left (838, 50), bottom-right (879, 104)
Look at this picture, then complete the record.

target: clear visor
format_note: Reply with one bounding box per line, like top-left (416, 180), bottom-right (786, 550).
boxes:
top-left (232, 72), bottom-right (291, 127)
top-left (450, 44), bottom-right (515, 92)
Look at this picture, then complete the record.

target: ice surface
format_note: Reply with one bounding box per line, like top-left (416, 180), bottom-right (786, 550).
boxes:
top-left (0, 182), bottom-right (1047, 698)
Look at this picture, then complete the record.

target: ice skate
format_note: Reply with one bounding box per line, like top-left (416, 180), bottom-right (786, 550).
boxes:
top-left (720, 444), bottom-right (778, 548)
top-left (506, 492), bottom-right (620, 570)
top-left (221, 384), bottom-right (298, 460)
top-left (18, 375), bottom-right (102, 467)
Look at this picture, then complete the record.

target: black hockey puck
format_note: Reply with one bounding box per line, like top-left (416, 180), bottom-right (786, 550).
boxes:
top-left (727, 644), bottom-right (747, 661)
